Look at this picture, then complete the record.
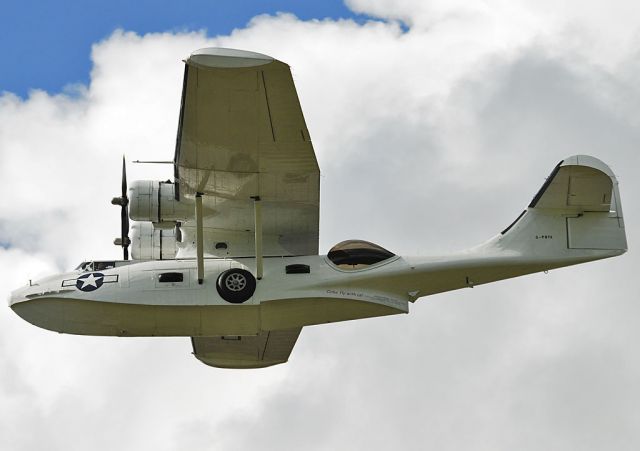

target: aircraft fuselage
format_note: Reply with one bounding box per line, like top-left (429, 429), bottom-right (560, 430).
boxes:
top-left (9, 256), bottom-right (409, 337)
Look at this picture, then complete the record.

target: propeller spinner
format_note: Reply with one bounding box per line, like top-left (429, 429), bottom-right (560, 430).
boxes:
top-left (111, 156), bottom-right (131, 260)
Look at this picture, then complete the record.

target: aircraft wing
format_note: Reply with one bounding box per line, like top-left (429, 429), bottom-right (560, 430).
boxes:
top-left (191, 328), bottom-right (302, 368)
top-left (174, 48), bottom-right (320, 257)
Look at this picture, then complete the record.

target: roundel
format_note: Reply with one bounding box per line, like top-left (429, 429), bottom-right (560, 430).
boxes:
top-left (76, 272), bottom-right (105, 292)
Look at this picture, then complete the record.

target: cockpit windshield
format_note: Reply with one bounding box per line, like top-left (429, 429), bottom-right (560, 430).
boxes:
top-left (327, 240), bottom-right (395, 270)
top-left (75, 261), bottom-right (116, 272)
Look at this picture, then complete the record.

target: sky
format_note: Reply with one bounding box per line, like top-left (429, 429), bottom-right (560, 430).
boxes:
top-left (1, 1), bottom-right (639, 450)
top-left (0, 0), bottom-right (364, 97)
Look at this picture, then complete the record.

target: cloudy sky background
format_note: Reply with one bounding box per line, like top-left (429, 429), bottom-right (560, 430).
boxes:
top-left (1, 1), bottom-right (639, 449)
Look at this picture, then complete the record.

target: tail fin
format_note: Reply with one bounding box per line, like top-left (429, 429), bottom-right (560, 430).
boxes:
top-left (347, 156), bottom-right (626, 300)
top-left (496, 155), bottom-right (627, 262)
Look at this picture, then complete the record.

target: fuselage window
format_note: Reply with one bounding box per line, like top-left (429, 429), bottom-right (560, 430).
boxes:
top-left (327, 240), bottom-right (395, 270)
top-left (286, 264), bottom-right (311, 274)
top-left (159, 272), bottom-right (184, 283)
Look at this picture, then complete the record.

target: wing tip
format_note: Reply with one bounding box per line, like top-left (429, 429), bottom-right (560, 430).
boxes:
top-left (187, 47), bottom-right (275, 69)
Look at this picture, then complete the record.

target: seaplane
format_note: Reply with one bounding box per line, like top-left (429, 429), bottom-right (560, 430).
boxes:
top-left (9, 48), bottom-right (628, 368)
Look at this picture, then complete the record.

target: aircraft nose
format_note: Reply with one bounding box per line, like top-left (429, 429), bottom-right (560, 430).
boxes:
top-left (8, 285), bottom-right (29, 308)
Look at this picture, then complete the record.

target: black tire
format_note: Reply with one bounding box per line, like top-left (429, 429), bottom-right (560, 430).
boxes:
top-left (216, 268), bottom-right (256, 304)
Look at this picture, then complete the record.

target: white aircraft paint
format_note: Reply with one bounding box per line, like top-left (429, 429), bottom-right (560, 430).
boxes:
top-left (8, 49), bottom-right (627, 369)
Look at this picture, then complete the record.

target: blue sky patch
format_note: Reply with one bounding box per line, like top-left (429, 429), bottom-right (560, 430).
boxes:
top-left (1, 0), bottom-right (367, 97)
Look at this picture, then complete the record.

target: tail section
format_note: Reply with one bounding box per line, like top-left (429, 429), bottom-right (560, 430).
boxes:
top-left (335, 155), bottom-right (627, 300)
top-left (497, 155), bottom-right (627, 260)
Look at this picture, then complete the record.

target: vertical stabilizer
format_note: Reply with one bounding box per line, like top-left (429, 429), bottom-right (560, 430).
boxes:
top-left (498, 155), bottom-right (627, 258)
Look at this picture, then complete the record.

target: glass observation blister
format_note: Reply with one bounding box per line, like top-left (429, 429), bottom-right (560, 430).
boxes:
top-left (327, 240), bottom-right (395, 269)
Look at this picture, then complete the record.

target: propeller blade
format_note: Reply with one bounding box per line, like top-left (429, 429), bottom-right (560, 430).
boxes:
top-left (114, 155), bottom-right (131, 260)
top-left (123, 205), bottom-right (130, 238)
top-left (121, 155), bottom-right (127, 199)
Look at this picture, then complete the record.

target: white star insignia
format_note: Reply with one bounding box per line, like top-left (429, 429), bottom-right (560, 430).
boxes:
top-left (80, 273), bottom-right (103, 289)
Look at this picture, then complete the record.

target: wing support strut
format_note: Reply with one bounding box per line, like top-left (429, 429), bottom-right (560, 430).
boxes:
top-left (252, 196), bottom-right (263, 280)
top-left (195, 193), bottom-right (204, 284)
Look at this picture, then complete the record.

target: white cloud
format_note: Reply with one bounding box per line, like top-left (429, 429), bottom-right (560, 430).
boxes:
top-left (1, 2), bottom-right (639, 450)
top-left (346, 0), bottom-right (640, 66)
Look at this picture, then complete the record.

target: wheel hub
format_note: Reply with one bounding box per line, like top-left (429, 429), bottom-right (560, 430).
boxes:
top-left (225, 273), bottom-right (247, 291)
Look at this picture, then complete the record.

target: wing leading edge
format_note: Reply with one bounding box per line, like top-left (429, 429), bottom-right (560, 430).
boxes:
top-left (174, 48), bottom-right (320, 257)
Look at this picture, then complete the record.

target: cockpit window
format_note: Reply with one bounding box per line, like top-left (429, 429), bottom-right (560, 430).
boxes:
top-left (75, 261), bottom-right (90, 271)
top-left (75, 261), bottom-right (116, 272)
top-left (94, 261), bottom-right (116, 271)
top-left (327, 240), bottom-right (395, 269)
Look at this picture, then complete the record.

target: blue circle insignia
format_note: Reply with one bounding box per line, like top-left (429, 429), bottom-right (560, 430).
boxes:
top-left (76, 272), bottom-right (105, 292)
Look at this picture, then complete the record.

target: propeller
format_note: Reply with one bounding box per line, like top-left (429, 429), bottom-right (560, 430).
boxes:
top-left (111, 156), bottom-right (131, 260)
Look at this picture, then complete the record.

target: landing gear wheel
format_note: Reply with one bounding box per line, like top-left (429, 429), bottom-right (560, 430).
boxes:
top-left (216, 268), bottom-right (256, 304)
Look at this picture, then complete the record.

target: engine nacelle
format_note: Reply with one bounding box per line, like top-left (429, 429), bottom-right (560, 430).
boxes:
top-left (131, 222), bottom-right (178, 260)
top-left (129, 180), bottom-right (192, 224)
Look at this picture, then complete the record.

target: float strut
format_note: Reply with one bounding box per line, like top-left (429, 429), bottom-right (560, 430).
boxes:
top-left (252, 196), bottom-right (263, 280)
top-left (195, 193), bottom-right (204, 284)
